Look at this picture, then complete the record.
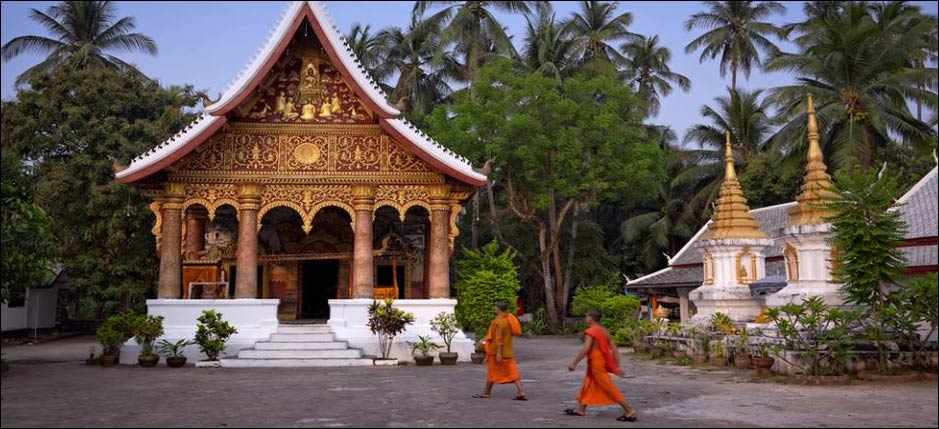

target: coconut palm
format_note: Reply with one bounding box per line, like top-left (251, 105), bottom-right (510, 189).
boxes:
top-left (412, 1), bottom-right (535, 83)
top-left (346, 23), bottom-right (391, 83)
top-left (767, 2), bottom-right (938, 169)
top-left (621, 34), bottom-right (691, 118)
top-left (565, 1), bottom-right (638, 69)
top-left (521, 5), bottom-right (579, 80)
top-left (378, 17), bottom-right (462, 117)
top-left (676, 88), bottom-right (775, 211)
top-left (684, 1), bottom-right (786, 90)
top-left (1, 1), bottom-right (157, 86)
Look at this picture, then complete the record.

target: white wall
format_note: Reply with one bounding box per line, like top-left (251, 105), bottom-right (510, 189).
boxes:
top-left (1, 287), bottom-right (61, 333)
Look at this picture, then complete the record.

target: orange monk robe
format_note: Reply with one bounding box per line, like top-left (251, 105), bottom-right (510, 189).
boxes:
top-left (577, 326), bottom-right (626, 406)
top-left (485, 314), bottom-right (520, 384)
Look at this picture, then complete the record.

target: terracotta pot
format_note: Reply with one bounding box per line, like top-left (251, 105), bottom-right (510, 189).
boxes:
top-left (414, 355), bottom-right (434, 366)
top-left (470, 352), bottom-right (486, 365)
top-left (693, 355), bottom-right (707, 365)
top-left (753, 357), bottom-right (775, 375)
top-left (438, 352), bottom-right (459, 366)
top-left (138, 354), bottom-right (160, 368)
top-left (711, 357), bottom-right (727, 367)
top-left (100, 355), bottom-right (118, 367)
top-left (166, 356), bottom-right (187, 368)
top-left (735, 356), bottom-right (751, 369)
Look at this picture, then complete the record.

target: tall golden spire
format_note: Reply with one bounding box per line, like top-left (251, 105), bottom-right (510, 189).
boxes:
top-left (788, 92), bottom-right (836, 226)
top-left (703, 131), bottom-right (767, 239)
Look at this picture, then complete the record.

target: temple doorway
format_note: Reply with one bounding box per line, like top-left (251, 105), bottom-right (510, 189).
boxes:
top-left (301, 259), bottom-right (339, 320)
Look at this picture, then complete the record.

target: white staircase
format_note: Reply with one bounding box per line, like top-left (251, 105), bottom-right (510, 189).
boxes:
top-left (220, 324), bottom-right (374, 368)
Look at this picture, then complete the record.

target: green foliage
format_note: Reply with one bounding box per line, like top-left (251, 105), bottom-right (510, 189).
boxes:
top-left (675, 356), bottom-right (692, 366)
top-left (738, 152), bottom-right (802, 208)
top-left (133, 315), bottom-right (164, 357)
top-left (96, 311), bottom-right (141, 356)
top-left (766, 296), bottom-right (861, 376)
top-left (883, 274), bottom-right (939, 370)
top-left (367, 299), bottom-right (416, 359)
top-left (453, 241), bottom-right (521, 336)
top-left (194, 310), bottom-right (237, 361)
top-left (710, 312), bottom-right (733, 334)
top-left (409, 335), bottom-right (441, 358)
top-left (0, 65), bottom-right (200, 316)
top-left (570, 279), bottom-right (640, 331)
top-left (429, 312), bottom-right (460, 353)
top-left (712, 341), bottom-right (725, 359)
top-left (157, 339), bottom-right (194, 358)
top-left (96, 325), bottom-right (124, 357)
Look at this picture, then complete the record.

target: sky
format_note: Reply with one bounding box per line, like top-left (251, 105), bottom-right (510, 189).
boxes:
top-left (1, 1), bottom-right (937, 143)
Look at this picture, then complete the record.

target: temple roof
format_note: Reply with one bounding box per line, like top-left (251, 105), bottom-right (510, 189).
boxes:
top-left (893, 166), bottom-right (938, 240)
top-left (115, 1), bottom-right (486, 187)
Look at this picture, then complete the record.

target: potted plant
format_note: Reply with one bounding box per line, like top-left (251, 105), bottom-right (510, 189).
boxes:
top-left (430, 312), bottom-right (460, 365)
top-left (752, 343), bottom-right (776, 375)
top-left (693, 332), bottom-right (710, 365)
top-left (159, 339), bottom-right (194, 368)
top-left (134, 315), bottom-right (165, 367)
top-left (710, 312), bottom-right (734, 334)
top-left (96, 324), bottom-right (123, 367)
top-left (409, 335), bottom-right (440, 366)
top-left (366, 299), bottom-right (415, 364)
top-left (471, 339), bottom-right (486, 364)
top-left (734, 330), bottom-right (751, 369)
top-left (711, 341), bottom-right (727, 366)
top-left (86, 345), bottom-right (99, 366)
top-left (194, 310), bottom-right (237, 366)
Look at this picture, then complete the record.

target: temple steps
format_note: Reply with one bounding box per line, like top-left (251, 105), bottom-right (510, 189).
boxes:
top-left (220, 324), bottom-right (374, 368)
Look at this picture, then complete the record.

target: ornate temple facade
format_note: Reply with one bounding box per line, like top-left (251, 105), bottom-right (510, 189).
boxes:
top-left (115, 1), bottom-right (485, 365)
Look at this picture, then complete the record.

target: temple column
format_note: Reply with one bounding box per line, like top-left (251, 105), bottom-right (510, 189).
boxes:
top-left (678, 288), bottom-right (691, 323)
top-left (352, 185), bottom-right (375, 299)
top-left (184, 207), bottom-right (207, 256)
top-left (428, 185), bottom-right (452, 299)
top-left (158, 183), bottom-right (185, 299)
top-left (235, 184), bottom-right (262, 299)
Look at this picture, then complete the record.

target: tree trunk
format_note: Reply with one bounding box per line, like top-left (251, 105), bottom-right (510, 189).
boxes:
top-left (486, 180), bottom-right (500, 241)
top-left (561, 205), bottom-right (582, 318)
top-left (539, 225), bottom-right (560, 327)
top-left (471, 192), bottom-right (480, 249)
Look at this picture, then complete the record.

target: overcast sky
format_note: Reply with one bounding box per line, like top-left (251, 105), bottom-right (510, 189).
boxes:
top-left (2, 1), bottom-right (937, 143)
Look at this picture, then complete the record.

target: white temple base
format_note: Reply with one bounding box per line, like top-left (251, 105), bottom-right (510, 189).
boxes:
top-left (120, 299), bottom-right (280, 364)
top-left (328, 298), bottom-right (474, 362)
top-left (688, 286), bottom-right (765, 324)
top-left (764, 280), bottom-right (844, 307)
top-left (769, 223), bottom-right (844, 308)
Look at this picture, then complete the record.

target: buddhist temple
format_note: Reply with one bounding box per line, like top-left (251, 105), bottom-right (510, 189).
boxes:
top-left (115, 1), bottom-right (485, 366)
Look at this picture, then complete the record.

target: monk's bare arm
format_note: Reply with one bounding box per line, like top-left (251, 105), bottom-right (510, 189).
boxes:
top-left (569, 335), bottom-right (594, 370)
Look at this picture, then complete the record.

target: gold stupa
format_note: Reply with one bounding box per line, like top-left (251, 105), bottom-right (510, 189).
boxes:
top-left (788, 92), bottom-right (836, 226)
top-left (703, 131), bottom-right (767, 239)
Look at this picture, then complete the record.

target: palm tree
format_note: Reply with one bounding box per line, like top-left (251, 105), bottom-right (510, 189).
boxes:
top-left (767, 2), bottom-right (938, 169)
top-left (565, 1), bottom-right (638, 70)
top-left (378, 17), bottom-right (462, 117)
top-left (521, 4), bottom-right (579, 80)
top-left (684, 1), bottom-right (786, 90)
top-left (346, 23), bottom-right (391, 83)
top-left (621, 34), bottom-right (691, 118)
top-left (412, 1), bottom-right (534, 83)
top-left (676, 88), bottom-right (775, 211)
top-left (1, 1), bottom-right (157, 86)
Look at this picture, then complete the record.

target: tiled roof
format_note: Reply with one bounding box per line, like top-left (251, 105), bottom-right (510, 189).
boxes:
top-left (901, 245), bottom-right (938, 268)
top-left (671, 202), bottom-right (796, 266)
top-left (894, 167), bottom-right (938, 240)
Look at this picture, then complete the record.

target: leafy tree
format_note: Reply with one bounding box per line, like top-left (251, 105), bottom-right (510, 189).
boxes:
top-left (621, 34), bottom-right (691, 118)
top-left (427, 60), bottom-right (662, 327)
top-left (1, 1), bottom-right (157, 86)
top-left (0, 65), bottom-right (199, 316)
top-left (345, 23), bottom-right (390, 83)
top-left (521, 4), bottom-right (579, 80)
top-left (453, 241), bottom-right (522, 336)
top-left (570, 277), bottom-right (640, 331)
top-left (767, 1), bottom-right (937, 169)
top-left (737, 152), bottom-right (802, 208)
top-left (565, 0), bottom-right (638, 69)
top-left (684, 1), bottom-right (787, 90)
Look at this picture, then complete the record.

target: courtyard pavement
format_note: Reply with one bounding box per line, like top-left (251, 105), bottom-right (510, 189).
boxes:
top-left (2, 336), bottom-right (937, 428)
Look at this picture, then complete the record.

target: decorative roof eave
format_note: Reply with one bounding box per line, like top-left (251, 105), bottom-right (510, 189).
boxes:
top-left (114, 115), bottom-right (227, 183)
top-left (205, 1), bottom-right (399, 118)
top-left (381, 118), bottom-right (487, 188)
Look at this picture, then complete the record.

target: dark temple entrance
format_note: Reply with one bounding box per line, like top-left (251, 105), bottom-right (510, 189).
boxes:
top-left (301, 260), bottom-right (339, 320)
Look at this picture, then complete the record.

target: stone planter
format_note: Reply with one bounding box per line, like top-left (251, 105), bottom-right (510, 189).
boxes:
top-left (753, 357), bottom-right (774, 375)
top-left (373, 358), bottom-right (399, 367)
top-left (414, 355), bottom-right (434, 366)
top-left (100, 355), bottom-right (118, 367)
top-left (438, 352), bottom-right (459, 366)
top-left (196, 360), bottom-right (221, 368)
top-left (166, 356), bottom-right (187, 368)
top-left (711, 357), bottom-right (727, 367)
top-left (734, 356), bottom-right (751, 369)
top-left (693, 355), bottom-right (707, 365)
top-left (138, 355), bottom-right (160, 368)
top-left (470, 352), bottom-right (486, 365)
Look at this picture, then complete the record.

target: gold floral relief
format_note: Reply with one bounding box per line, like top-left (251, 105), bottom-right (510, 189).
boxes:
top-left (232, 135), bottom-right (279, 171)
top-left (336, 135), bottom-right (381, 171)
top-left (374, 185), bottom-right (430, 219)
top-left (183, 184), bottom-right (239, 220)
top-left (702, 249), bottom-right (715, 285)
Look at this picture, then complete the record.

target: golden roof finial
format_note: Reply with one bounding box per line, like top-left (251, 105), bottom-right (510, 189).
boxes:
top-left (788, 92), bottom-right (836, 226)
top-left (703, 130), bottom-right (766, 239)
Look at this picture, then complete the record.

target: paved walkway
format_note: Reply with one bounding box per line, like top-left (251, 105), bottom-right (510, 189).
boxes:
top-left (2, 336), bottom-right (936, 427)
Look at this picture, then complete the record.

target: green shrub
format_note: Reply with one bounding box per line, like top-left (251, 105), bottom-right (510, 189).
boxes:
top-left (96, 311), bottom-right (142, 356)
top-left (133, 315), bottom-right (165, 357)
top-left (96, 325), bottom-right (124, 356)
top-left (430, 312), bottom-right (460, 354)
top-left (453, 241), bottom-right (521, 336)
top-left (367, 299), bottom-right (416, 359)
top-left (766, 296), bottom-right (860, 376)
top-left (194, 310), bottom-right (237, 361)
top-left (570, 277), bottom-right (640, 331)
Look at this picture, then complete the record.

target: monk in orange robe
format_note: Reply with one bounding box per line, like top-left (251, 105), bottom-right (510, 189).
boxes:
top-left (566, 309), bottom-right (637, 422)
top-left (473, 301), bottom-right (527, 400)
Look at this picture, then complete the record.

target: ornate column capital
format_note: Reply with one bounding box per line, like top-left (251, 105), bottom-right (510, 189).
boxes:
top-left (427, 185), bottom-right (452, 211)
top-left (162, 183), bottom-right (186, 209)
top-left (352, 184), bottom-right (376, 212)
top-left (238, 184), bottom-right (263, 211)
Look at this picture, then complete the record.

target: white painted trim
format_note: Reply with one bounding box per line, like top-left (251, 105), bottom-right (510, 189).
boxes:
top-left (115, 114), bottom-right (221, 180)
top-left (626, 266), bottom-right (672, 286)
top-left (384, 118), bottom-right (486, 182)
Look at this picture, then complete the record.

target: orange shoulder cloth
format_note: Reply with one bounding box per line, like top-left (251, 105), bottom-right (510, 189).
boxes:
top-left (585, 326), bottom-right (623, 376)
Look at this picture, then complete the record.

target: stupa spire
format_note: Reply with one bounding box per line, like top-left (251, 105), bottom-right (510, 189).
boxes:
top-left (788, 92), bottom-right (836, 226)
top-left (703, 131), bottom-right (766, 239)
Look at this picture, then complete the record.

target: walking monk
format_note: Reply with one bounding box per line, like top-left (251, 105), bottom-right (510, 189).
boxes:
top-left (473, 301), bottom-right (527, 400)
top-left (566, 309), bottom-right (637, 422)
